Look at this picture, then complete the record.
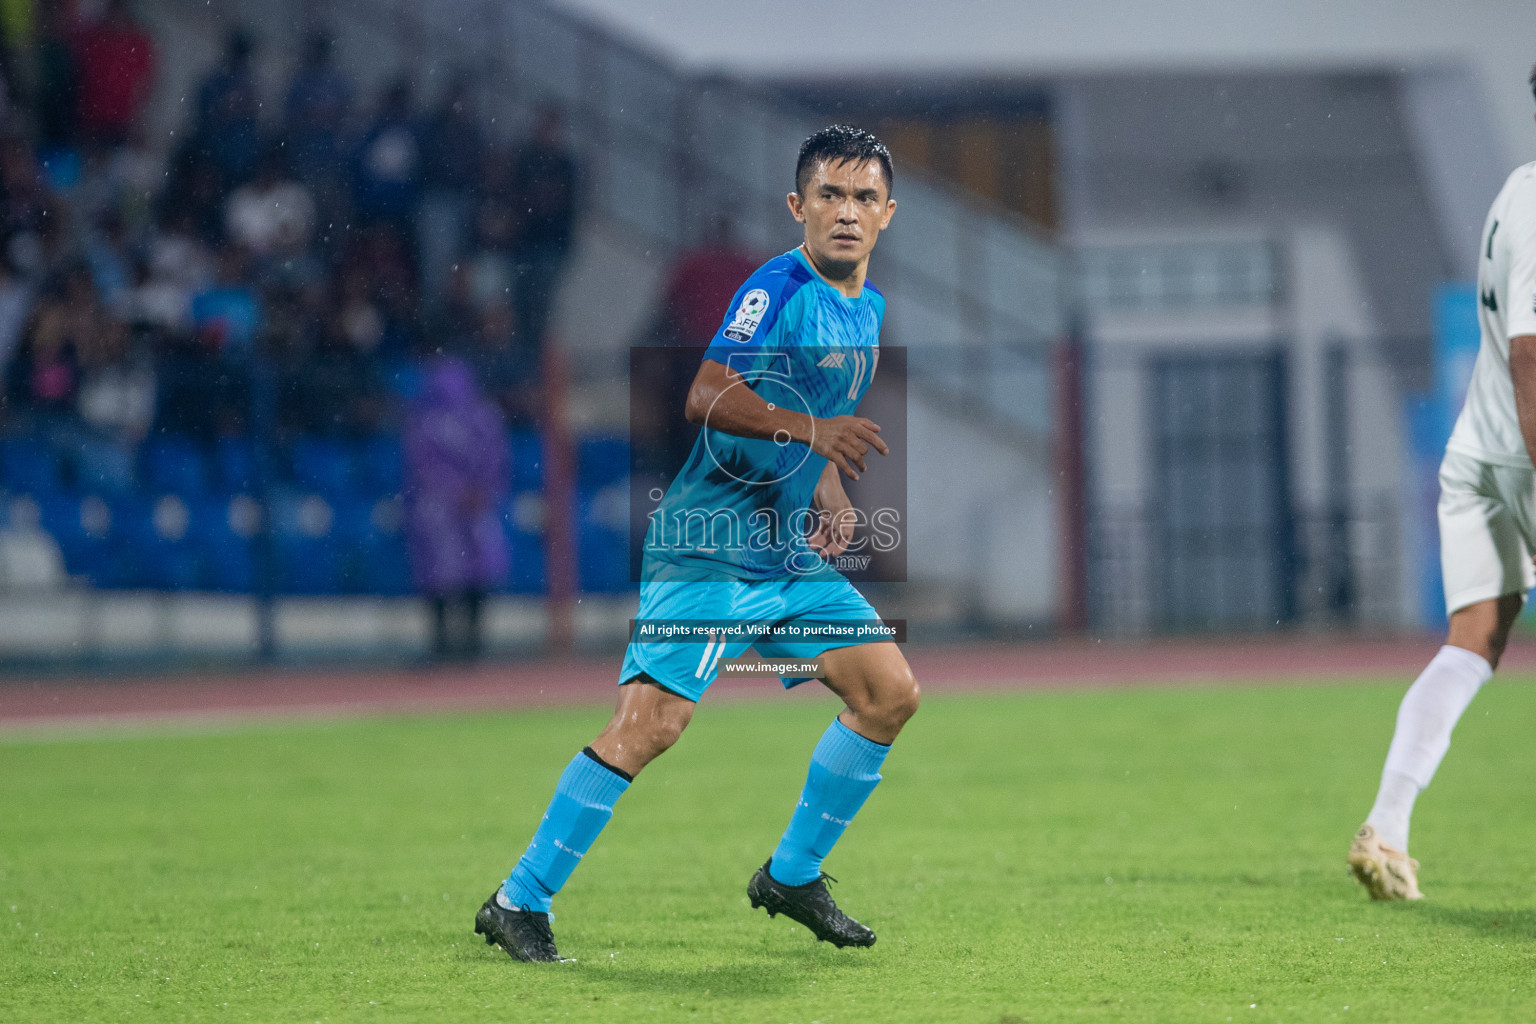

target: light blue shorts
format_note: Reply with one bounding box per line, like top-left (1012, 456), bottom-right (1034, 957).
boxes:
top-left (618, 577), bottom-right (885, 701)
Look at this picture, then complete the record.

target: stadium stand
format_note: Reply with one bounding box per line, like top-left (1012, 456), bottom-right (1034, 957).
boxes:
top-left (0, 4), bottom-right (609, 603)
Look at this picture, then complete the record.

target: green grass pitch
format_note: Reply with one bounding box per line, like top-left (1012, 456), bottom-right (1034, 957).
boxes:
top-left (4, 678), bottom-right (1536, 1023)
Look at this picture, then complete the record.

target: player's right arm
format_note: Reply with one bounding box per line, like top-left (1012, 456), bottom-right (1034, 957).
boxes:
top-left (1507, 187), bottom-right (1536, 465)
top-left (684, 359), bottom-right (888, 479)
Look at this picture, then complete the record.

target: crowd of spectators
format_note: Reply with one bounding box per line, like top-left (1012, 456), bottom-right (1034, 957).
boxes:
top-left (0, 4), bottom-right (579, 471)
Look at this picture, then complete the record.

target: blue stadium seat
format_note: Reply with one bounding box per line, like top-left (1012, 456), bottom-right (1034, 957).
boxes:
top-left (270, 491), bottom-right (340, 594)
top-left (143, 435), bottom-right (209, 496)
top-left (501, 491), bottom-right (546, 594)
top-left (354, 531), bottom-right (412, 595)
top-left (215, 437), bottom-right (257, 494)
top-left (73, 437), bottom-right (138, 495)
top-left (274, 534), bottom-right (340, 595)
top-left (578, 483), bottom-right (632, 593)
top-left (509, 431), bottom-right (544, 492)
top-left (37, 493), bottom-right (89, 575)
top-left (290, 437), bottom-right (355, 499)
top-left (508, 533), bottom-right (547, 594)
top-left (204, 535), bottom-right (256, 592)
top-left (1, 439), bottom-right (62, 495)
top-left (322, 494), bottom-right (408, 596)
top-left (329, 495), bottom-right (376, 542)
top-left (117, 495), bottom-right (200, 590)
top-left (331, 495), bottom-right (376, 595)
top-left (189, 496), bottom-right (255, 593)
top-left (384, 361), bottom-right (424, 403)
top-left (356, 435), bottom-right (403, 497)
top-left (38, 493), bottom-right (133, 588)
top-left (578, 436), bottom-right (629, 489)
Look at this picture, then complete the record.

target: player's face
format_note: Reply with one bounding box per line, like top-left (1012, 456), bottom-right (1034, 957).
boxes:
top-left (788, 159), bottom-right (896, 270)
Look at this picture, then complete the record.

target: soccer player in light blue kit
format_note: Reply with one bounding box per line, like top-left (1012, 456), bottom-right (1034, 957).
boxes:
top-left (475, 126), bottom-right (920, 961)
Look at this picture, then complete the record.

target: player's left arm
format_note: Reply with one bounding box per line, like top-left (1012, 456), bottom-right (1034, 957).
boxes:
top-left (807, 461), bottom-right (857, 558)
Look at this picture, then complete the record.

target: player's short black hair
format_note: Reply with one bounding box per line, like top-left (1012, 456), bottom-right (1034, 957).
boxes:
top-left (1530, 64), bottom-right (1536, 105)
top-left (795, 125), bottom-right (893, 198)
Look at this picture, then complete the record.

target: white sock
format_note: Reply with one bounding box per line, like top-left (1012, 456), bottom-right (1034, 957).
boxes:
top-left (1366, 770), bottom-right (1420, 852)
top-left (1366, 644), bottom-right (1491, 851)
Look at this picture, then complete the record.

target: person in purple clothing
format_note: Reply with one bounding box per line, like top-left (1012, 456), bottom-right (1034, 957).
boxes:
top-left (403, 356), bottom-right (509, 659)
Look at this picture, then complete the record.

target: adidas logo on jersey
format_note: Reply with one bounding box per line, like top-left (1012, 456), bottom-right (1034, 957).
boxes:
top-left (816, 349), bottom-right (877, 400)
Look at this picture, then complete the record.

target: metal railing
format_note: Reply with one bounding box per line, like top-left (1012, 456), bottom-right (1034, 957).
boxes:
top-left (1077, 239), bottom-right (1282, 313)
top-left (1087, 497), bottom-right (1403, 635)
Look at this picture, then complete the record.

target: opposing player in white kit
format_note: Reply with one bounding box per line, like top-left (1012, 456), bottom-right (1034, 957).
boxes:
top-left (1348, 68), bottom-right (1536, 900)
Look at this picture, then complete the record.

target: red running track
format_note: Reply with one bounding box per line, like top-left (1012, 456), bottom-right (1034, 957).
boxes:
top-left (2, 635), bottom-right (1531, 732)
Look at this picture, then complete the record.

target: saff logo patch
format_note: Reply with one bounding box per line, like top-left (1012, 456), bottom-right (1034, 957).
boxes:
top-left (723, 289), bottom-right (770, 342)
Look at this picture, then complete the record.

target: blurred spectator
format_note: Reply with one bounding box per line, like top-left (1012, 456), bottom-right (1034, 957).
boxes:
top-left (0, 135), bottom-right (55, 247)
top-left (464, 298), bottom-right (533, 425)
top-left (340, 222), bottom-right (416, 315)
top-left (147, 207), bottom-right (215, 298)
top-left (657, 215), bottom-right (761, 344)
top-left (511, 104), bottom-right (577, 355)
top-left (7, 265), bottom-right (99, 423)
top-left (633, 216), bottom-right (760, 475)
top-left (73, 128), bottom-right (161, 235)
top-left (417, 74), bottom-right (483, 303)
top-left (458, 145), bottom-right (517, 310)
top-left (472, 145), bottom-right (518, 255)
top-left (121, 257), bottom-right (189, 334)
top-left (192, 26), bottom-right (262, 187)
top-left (160, 148), bottom-right (227, 244)
top-left (155, 327), bottom-right (245, 439)
top-left (225, 147), bottom-right (316, 258)
top-left (83, 208), bottom-right (133, 313)
top-left (15, 205), bottom-right (70, 286)
top-left (285, 29), bottom-right (351, 139)
top-left (0, 148), bottom-right (61, 284)
top-left (191, 247), bottom-right (259, 361)
top-left (35, 5), bottom-right (80, 153)
top-left (0, 253), bottom-right (32, 376)
top-left (0, 17), bottom-right (22, 115)
top-left (431, 260), bottom-right (481, 351)
top-left (0, 16), bottom-right (606, 602)
top-left (77, 319), bottom-right (155, 443)
top-left (376, 276), bottom-right (422, 364)
top-left (283, 28), bottom-right (352, 234)
top-left (334, 266), bottom-right (384, 358)
top-left (285, 310), bottom-right (386, 436)
top-left (69, 0), bottom-right (157, 148)
top-left (403, 356), bottom-right (508, 659)
top-left (352, 80), bottom-right (421, 231)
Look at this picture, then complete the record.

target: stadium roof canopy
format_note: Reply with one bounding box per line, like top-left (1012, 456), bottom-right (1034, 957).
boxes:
top-left (550, 0), bottom-right (1536, 171)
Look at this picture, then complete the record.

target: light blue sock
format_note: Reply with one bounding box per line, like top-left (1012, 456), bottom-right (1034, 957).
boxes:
top-left (770, 718), bottom-right (890, 886)
top-left (499, 750), bottom-right (630, 913)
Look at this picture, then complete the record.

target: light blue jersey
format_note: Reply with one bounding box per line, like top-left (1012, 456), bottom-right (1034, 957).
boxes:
top-left (644, 247), bottom-right (885, 582)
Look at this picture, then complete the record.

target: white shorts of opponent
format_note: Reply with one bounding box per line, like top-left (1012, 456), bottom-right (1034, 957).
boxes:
top-left (1439, 449), bottom-right (1536, 614)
